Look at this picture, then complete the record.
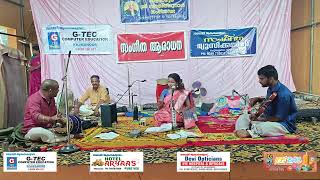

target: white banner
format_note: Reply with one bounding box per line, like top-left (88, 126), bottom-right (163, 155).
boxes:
top-left (3, 152), bottom-right (57, 172)
top-left (90, 152), bottom-right (143, 172)
top-left (42, 25), bottom-right (113, 54)
top-left (177, 152), bottom-right (230, 172)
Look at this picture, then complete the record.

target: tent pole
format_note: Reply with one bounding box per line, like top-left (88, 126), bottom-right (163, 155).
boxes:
top-left (309, 0), bottom-right (315, 94)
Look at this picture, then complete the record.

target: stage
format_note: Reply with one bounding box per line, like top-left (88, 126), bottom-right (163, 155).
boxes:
top-left (29, 120), bottom-right (320, 165)
top-left (0, 98), bottom-right (319, 179)
top-left (0, 118), bottom-right (318, 166)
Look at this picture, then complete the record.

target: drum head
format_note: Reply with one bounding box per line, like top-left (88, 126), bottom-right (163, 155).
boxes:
top-left (69, 115), bottom-right (82, 134)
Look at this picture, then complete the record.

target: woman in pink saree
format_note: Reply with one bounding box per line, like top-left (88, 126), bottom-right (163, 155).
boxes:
top-left (28, 45), bottom-right (41, 96)
top-left (154, 73), bottom-right (196, 129)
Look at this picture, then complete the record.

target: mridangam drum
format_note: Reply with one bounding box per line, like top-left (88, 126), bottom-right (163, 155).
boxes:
top-left (69, 115), bottom-right (82, 134)
top-left (53, 115), bottom-right (82, 135)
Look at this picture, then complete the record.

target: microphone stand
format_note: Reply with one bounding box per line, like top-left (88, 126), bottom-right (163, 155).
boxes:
top-left (232, 89), bottom-right (249, 107)
top-left (170, 87), bottom-right (177, 129)
top-left (116, 80), bottom-right (145, 109)
top-left (58, 51), bottom-right (79, 154)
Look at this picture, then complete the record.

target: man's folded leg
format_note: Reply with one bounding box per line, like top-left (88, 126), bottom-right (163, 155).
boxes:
top-left (25, 127), bottom-right (68, 143)
top-left (235, 113), bottom-right (251, 138)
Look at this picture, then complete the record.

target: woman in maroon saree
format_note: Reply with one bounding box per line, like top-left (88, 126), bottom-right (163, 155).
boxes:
top-left (28, 45), bottom-right (41, 96)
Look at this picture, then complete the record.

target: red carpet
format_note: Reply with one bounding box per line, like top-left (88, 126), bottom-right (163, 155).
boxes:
top-left (192, 116), bottom-right (308, 146)
top-left (196, 116), bottom-right (237, 133)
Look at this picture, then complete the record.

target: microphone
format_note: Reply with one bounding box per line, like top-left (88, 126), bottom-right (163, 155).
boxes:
top-left (170, 85), bottom-right (176, 96)
top-left (128, 80), bottom-right (147, 87)
top-left (231, 89), bottom-right (235, 100)
top-left (68, 50), bottom-right (71, 59)
top-left (233, 89), bottom-right (241, 96)
top-left (65, 51), bottom-right (71, 72)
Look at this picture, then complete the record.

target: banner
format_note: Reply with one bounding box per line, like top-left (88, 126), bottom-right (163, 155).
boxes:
top-left (177, 152), bottom-right (230, 172)
top-left (42, 25), bottom-right (113, 54)
top-left (90, 152), bottom-right (144, 172)
top-left (3, 152), bottom-right (57, 172)
top-left (120, 0), bottom-right (189, 24)
top-left (117, 31), bottom-right (186, 63)
top-left (190, 27), bottom-right (257, 58)
top-left (263, 152), bottom-right (317, 172)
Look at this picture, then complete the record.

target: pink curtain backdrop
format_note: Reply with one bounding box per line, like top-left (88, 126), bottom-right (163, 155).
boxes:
top-left (30, 0), bottom-right (295, 105)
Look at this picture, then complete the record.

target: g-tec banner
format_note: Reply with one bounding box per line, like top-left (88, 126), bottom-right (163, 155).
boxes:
top-left (117, 31), bottom-right (186, 63)
top-left (42, 25), bottom-right (113, 54)
top-left (120, 0), bottom-right (189, 24)
top-left (190, 27), bottom-right (257, 58)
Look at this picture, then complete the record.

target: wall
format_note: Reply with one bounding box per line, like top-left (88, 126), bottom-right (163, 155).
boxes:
top-left (1, 0), bottom-right (318, 95)
top-left (0, 0), bottom-right (37, 57)
top-left (0, 25), bottom-right (17, 48)
top-left (291, 0), bottom-right (320, 95)
top-left (31, 0), bottom-right (295, 104)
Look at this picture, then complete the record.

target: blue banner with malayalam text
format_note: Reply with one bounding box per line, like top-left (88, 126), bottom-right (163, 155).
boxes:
top-left (190, 27), bottom-right (257, 58)
top-left (120, 0), bottom-right (189, 24)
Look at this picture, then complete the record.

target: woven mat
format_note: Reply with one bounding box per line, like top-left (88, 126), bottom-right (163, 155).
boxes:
top-left (72, 116), bottom-right (308, 150)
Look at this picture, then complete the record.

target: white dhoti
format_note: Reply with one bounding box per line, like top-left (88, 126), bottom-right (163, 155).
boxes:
top-left (235, 113), bottom-right (289, 138)
top-left (24, 127), bottom-right (68, 143)
top-left (79, 104), bottom-right (101, 116)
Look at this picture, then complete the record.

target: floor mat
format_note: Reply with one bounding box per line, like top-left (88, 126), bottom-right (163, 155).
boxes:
top-left (0, 121), bottom-right (318, 166)
top-left (0, 99), bottom-right (318, 165)
top-left (71, 117), bottom-right (308, 150)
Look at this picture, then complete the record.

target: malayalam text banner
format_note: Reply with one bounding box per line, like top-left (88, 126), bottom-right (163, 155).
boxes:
top-left (117, 31), bottom-right (186, 63)
top-left (190, 27), bottom-right (257, 58)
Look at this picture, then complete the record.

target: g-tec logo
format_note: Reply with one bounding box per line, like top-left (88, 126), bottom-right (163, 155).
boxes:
top-left (6, 157), bottom-right (17, 170)
top-left (50, 33), bottom-right (59, 41)
top-left (8, 157), bottom-right (16, 164)
top-left (48, 32), bottom-right (61, 49)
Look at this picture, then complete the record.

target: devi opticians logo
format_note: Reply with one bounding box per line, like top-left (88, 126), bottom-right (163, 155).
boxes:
top-left (90, 152), bottom-right (143, 172)
top-left (177, 152), bottom-right (230, 172)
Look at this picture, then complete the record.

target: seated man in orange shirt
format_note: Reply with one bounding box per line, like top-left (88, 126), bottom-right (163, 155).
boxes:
top-left (74, 75), bottom-right (110, 116)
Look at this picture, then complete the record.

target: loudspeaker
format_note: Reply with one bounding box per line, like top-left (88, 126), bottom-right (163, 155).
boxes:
top-left (101, 103), bottom-right (117, 127)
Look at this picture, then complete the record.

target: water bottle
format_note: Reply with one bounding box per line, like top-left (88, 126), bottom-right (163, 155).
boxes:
top-left (133, 104), bottom-right (139, 121)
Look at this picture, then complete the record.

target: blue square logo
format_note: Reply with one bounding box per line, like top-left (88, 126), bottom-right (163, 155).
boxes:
top-left (48, 32), bottom-right (61, 49)
top-left (6, 157), bottom-right (17, 170)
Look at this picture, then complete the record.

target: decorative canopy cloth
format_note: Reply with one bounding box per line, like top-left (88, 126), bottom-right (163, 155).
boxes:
top-left (30, 0), bottom-right (295, 105)
top-left (0, 45), bottom-right (28, 128)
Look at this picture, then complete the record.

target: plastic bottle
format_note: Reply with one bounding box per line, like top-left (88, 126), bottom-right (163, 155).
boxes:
top-left (133, 104), bottom-right (139, 121)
